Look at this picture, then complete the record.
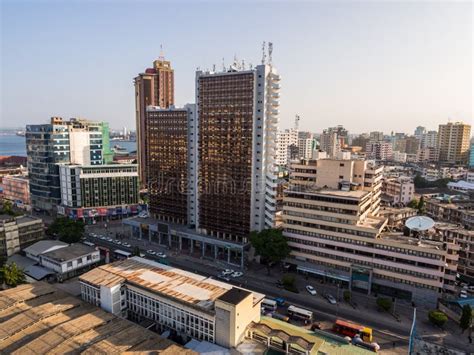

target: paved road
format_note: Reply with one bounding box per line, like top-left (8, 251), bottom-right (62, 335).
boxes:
top-left (84, 226), bottom-right (473, 354)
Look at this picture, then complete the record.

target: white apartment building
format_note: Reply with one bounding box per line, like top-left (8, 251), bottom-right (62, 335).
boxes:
top-left (392, 151), bottom-right (407, 163)
top-left (298, 136), bottom-right (315, 160)
top-left (366, 141), bottom-right (393, 161)
top-left (382, 177), bottom-right (414, 206)
top-left (417, 147), bottom-right (438, 163)
top-left (276, 128), bottom-right (298, 166)
top-left (420, 130), bottom-right (438, 149)
top-left (283, 159), bottom-right (458, 306)
top-left (80, 257), bottom-right (264, 348)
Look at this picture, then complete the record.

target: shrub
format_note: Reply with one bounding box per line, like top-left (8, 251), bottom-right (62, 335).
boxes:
top-left (376, 297), bottom-right (392, 312)
top-left (343, 290), bottom-right (351, 302)
top-left (428, 310), bottom-right (448, 327)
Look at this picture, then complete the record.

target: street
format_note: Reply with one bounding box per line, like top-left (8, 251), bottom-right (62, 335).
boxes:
top-left (84, 221), bottom-right (474, 355)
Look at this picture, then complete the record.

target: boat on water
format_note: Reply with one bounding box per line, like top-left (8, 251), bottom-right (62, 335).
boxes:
top-left (113, 145), bottom-right (129, 156)
top-left (16, 131), bottom-right (26, 137)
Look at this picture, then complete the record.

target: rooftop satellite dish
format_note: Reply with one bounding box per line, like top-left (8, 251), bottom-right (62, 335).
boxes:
top-left (405, 216), bottom-right (435, 232)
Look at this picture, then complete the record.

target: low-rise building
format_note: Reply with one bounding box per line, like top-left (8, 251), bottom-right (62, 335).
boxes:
top-left (0, 214), bottom-right (44, 258)
top-left (1, 175), bottom-right (30, 210)
top-left (366, 141), bottom-right (392, 161)
top-left (447, 180), bottom-right (474, 193)
top-left (378, 206), bottom-right (418, 228)
top-left (382, 177), bottom-right (414, 206)
top-left (425, 198), bottom-right (473, 229)
top-left (80, 257), bottom-right (264, 348)
top-left (58, 163), bottom-right (140, 222)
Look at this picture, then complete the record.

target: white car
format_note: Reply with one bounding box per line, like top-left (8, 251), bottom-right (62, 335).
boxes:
top-left (231, 271), bottom-right (243, 278)
top-left (222, 269), bottom-right (234, 276)
top-left (156, 252), bottom-right (167, 258)
top-left (326, 294), bottom-right (337, 304)
top-left (146, 250), bottom-right (156, 255)
top-left (122, 243), bottom-right (131, 248)
top-left (306, 285), bottom-right (317, 295)
top-left (460, 290), bottom-right (468, 299)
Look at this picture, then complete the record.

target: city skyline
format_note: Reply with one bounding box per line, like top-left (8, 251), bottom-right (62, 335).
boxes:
top-left (1, 1), bottom-right (472, 133)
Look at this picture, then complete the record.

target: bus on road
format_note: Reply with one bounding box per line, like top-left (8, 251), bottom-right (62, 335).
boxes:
top-left (333, 319), bottom-right (373, 342)
top-left (114, 249), bottom-right (132, 260)
top-left (287, 305), bottom-right (313, 321)
top-left (262, 298), bottom-right (278, 311)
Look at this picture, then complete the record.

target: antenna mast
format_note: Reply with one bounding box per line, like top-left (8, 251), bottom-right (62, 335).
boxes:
top-left (159, 44), bottom-right (165, 61)
top-left (294, 114), bottom-right (300, 130)
top-left (261, 41), bottom-right (266, 65)
top-left (268, 42), bottom-right (273, 64)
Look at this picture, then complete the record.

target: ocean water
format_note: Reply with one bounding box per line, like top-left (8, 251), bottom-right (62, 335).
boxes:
top-left (0, 134), bottom-right (27, 156)
top-left (0, 133), bottom-right (137, 157)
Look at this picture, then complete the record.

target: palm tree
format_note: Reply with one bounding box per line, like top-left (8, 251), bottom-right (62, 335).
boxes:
top-left (0, 262), bottom-right (26, 288)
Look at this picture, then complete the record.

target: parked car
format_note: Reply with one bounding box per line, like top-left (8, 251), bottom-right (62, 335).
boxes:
top-left (217, 274), bottom-right (231, 282)
top-left (326, 294), bottom-right (337, 304)
top-left (122, 243), bottom-right (131, 248)
top-left (231, 271), bottom-right (243, 278)
top-left (156, 252), bottom-right (167, 258)
top-left (222, 269), bottom-right (234, 276)
top-left (146, 250), bottom-right (156, 255)
top-left (306, 285), bottom-right (317, 295)
top-left (274, 297), bottom-right (286, 306)
top-left (460, 290), bottom-right (468, 299)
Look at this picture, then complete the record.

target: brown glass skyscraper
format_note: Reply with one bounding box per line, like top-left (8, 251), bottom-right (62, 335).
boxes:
top-left (146, 106), bottom-right (193, 225)
top-left (135, 59), bottom-right (174, 187)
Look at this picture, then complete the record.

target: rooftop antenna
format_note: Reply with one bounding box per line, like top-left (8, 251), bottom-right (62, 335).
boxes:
top-left (212, 64), bottom-right (216, 72)
top-left (241, 59), bottom-right (245, 70)
top-left (159, 44), bottom-right (165, 61)
top-left (222, 57), bottom-right (225, 71)
top-left (268, 42), bottom-right (273, 64)
top-left (261, 41), bottom-right (266, 65)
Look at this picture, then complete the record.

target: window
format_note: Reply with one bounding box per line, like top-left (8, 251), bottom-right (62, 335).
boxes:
top-left (67, 261), bottom-right (73, 268)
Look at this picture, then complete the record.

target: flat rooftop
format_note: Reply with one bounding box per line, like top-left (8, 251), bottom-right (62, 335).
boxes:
top-left (380, 232), bottom-right (447, 250)
top-left (80, 257), bottom-right (264, 312)
top-left (0, 282), bottom-right (195, 354)
top-left (288, 187), bottom-right (369, 200)
top-left (42, 243), bottom-right (96, 262)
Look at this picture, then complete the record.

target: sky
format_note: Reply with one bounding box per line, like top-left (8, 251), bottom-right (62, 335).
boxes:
top-left (1, 0), bottom-right (472, 134)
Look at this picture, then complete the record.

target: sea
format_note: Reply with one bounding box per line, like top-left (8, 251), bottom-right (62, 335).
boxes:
top-left (0, 132), bottom-right (137, 157)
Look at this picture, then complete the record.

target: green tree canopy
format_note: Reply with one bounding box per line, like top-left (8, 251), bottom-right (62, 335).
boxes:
top-left (428, 310), bottom-right (448, 328)
top-left (47, 217), bottom-right (85, 244)
top-left (376, 297), bottom-right (392, 312)
top-left (0, 262), bottom-right (26, 287)
top-left (459, 304), bottom-right (472, 332)
top-left (250, 229), bottom-right (290, 275)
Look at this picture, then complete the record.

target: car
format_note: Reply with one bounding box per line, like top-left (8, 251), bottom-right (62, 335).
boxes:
top-left (468, 285), bottom-right (474, 292)
top-left (326, 294), bottom-right (337, 304)
top-left (106, 237), bottom-right (113, 242)
top-left (156, 252), bottom-right (167, 258)
top-left (306, 285), bottom-right (317, 295)
top-left (310, 322), bottom-right (322, 330)
top-left (114, 240), bottom-right (122, 245)
top-left (460, 290), bottom-right (468, 298)
top-left (274, 297), bottom-right (286, 306)
top-left (217, 274), bottom-right (231, 282)
top-left (138, 212), bottom-right (149, 218)
top-left (123, 243), bottom-right (132, 248)
top-left (231, 271), bottom-right (243, 278)
top-left (222, 269), bottom-right (234, 276)
top-left (146, 250), bottom-right (156, 255)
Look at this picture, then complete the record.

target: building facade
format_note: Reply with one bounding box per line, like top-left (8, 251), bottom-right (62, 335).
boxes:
top-left (1, 175), bottom-right (30, 209)
top-left (0, 214), bottom-right (44, 258)
top-left (58, 164), bottom-right (139, 221)
top-left (382, 177), bottom-right (414, 206)
top-left (195, 63), bottom-right (280, 241)
top-left (276, 128), bottom-right (298, 166)
top-left (320, 126), bottom-right (348, 158)
top-left (134, 58), bottom-right (175, 187)
top-left (366, 141), bottom-right (393, 161)
top-left (283, 159), bottom-right (458, 305)
top-left (26, 117), bottom-right (111, 213)
top-left (437, 122), bottom-right (471, 165)
top-left (80, 257), bottom-right (263, 348)
top-left (146, 105), bottom-right (196, 225)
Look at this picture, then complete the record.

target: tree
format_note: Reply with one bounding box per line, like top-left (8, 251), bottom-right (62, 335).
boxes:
top-left (428, 310), bottom-right (448, 328)
top-left (0, 262), bottom-right (26, 288)
top-left (47, 217), bottom-right (85, 244)
top-left (132, 246), bottom-right (141, 257)
top-left (408, 199), bottom-right (419, 209)
top-left (343, 290), bottom-right (351, 302)
top-left (250, 229), bottom-right (291, 275)
top-left (281, 274), bottom-right (298, 293)
top-left (376, 297), bottom-right (392, 312)
top-left (417, 196), bottom-right (425, 214)
top-left (460, 305), bottom-right (472, 333)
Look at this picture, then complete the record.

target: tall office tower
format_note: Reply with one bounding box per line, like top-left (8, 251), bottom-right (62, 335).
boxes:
top-left (195, 62), bottom-right (281, 242)
top-left (420, 130), bottom-right (438, 149)
top-left (276, 128), bottom-right (298, 166)
top-left (414, 126), bottom-right (426, 138)
top-left (134, 58), bottom-right (175, 187)
top-left (320, 126), bottom-right (348, 157)
top-left (437, 122), bottom-right (471, 165)
top-left (283, 158), bottom-right (458, 306)
top-left (26, 117), bottom-right (109, 213)
top-left (369, 131), bottom-right (384, 142)
top-left (146, 105), bottom-right (196, 225)
top-left (297, 135), bottom-right (316, 159)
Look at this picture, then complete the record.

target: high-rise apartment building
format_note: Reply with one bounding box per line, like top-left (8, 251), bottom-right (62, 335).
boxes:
top-left (276, 128), bottom-right (298, 166)
top-left (195, 63), bottom-right (280, 240)
top-left (420, 130), bottom-right (438, 149)
top-left (297, 135), bottom-right (316, 160)
top-left (134, 58), bottom-right (175, 187)
top-left (320, 126), bottom-right (348, 157)
top-left (437, 122), bottom-right (471, 165)
top-left (414, 126), bottom-right (426, 138)
top-left (146, 105), bottom-right (196, 225)
top-left (26, 117), bottom-right (110, 213)
top-left (366, 141), bottom-right (393, 161)
top-left (369, 131), bottom-right (384, 142)
top-left (283, 158), bottom-right (458, 306)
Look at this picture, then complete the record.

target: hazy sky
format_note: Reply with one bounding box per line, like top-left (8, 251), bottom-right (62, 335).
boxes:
top-left (1, 1), bottom-right (472, 133)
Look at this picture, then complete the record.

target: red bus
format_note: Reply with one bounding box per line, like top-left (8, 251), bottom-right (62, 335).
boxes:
top-left (333, 319), bottom-right (373, 342)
